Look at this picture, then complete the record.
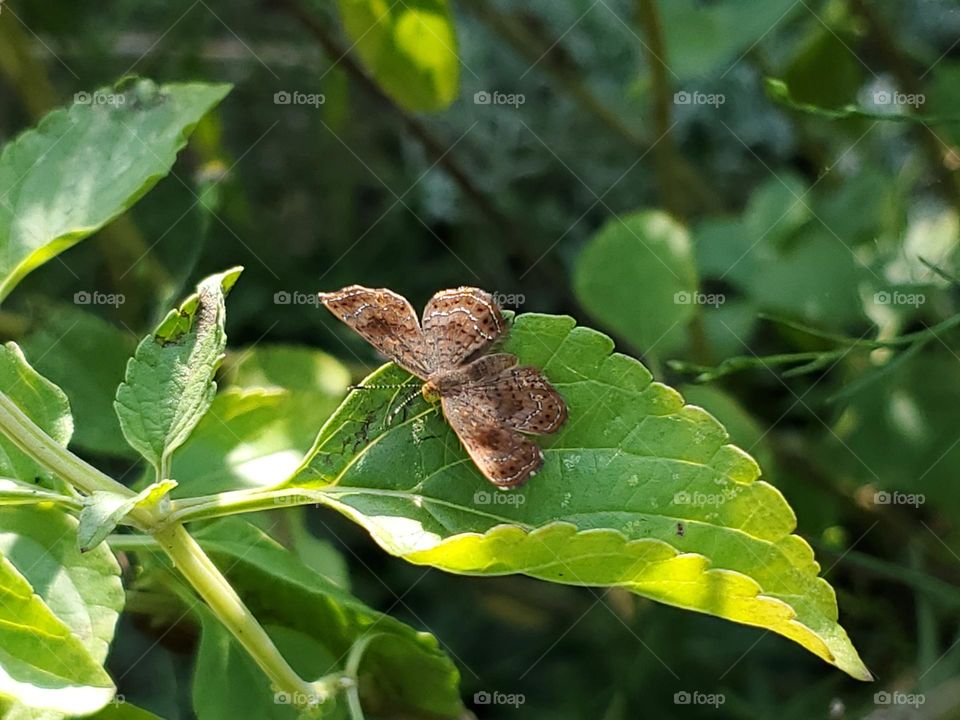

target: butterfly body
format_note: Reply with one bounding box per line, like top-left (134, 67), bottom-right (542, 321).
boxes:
top-left (319, 285), bottom-right (568, 488)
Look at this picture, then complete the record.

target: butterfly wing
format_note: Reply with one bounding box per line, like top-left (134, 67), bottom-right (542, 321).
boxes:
top-left (484, 365), bottom-right (568, 434)
top-left (319, 285), bottom-right (433, 378)
top-left (442, 393), bottom-right (543, 488)
top-left (422, 287), bottom-right (505, 371)
top-left (452, 355), bottom-right (568, 435)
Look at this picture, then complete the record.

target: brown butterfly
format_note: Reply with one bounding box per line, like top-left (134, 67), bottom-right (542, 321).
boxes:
top-left (318, 286), bottom-right (567, 488)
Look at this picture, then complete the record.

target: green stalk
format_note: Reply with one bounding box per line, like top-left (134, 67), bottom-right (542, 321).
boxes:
top-left (167, 486), bottom-right (326, 524)
top-left (0, 391), bottom-right (133, 499)
top-left (153, 524), bottom-right (316, 699)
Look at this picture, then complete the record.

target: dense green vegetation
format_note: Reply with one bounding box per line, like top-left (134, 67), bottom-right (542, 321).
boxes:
top-left (1, 1), bottom-right (959, 718)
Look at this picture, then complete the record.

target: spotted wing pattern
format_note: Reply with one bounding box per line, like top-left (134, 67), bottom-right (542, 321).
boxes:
top-left (436, 354), bottom-right (567, 435)
top-left (422, 287), bottom-right (504, 370)
top-left (318, 285), bottom-right (433, 378)
top-left (441, 394), bottom-right (544, 488)
top-left (473, 365), bottom-right (568, 434)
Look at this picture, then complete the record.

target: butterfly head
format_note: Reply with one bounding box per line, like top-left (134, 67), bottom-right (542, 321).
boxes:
top-left (421, 380), bottom-right (441, 404)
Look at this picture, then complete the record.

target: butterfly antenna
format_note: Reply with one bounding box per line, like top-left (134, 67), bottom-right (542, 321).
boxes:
top-left (349, 382), bottom-right (415, 391)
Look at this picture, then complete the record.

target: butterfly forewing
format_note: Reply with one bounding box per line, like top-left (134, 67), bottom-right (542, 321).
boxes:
top-left (319, 285), bottom-right (434, 378)
top-left (441, 394), bottom-right (544, 487)
top-left (422, 287), bottom-right (505, 369)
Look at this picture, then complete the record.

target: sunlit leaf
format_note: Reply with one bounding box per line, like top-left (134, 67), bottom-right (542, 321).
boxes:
top-left (114, 268), bottom-right (242, 475)
top-left (0, 78), bottom-right (230, 301)
top-left (0, 506), bottom-right (122, 714)
top-left (286, 313), bottom-right (871, 680)
top-left (336, 0), bottom-right (459, 112)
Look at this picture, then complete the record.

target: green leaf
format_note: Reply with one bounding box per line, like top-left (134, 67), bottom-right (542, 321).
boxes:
top-left (0, 343), bottom-right (72, 484)
top-left (192, 519), bottom-right (463, 718)
top-left (114, 267), bottom-right (242, 474)
top-left (574, 210), bottom-right (698, 354)
top-left (781, 27), bottom-right (863, 111)
top-left (0, 506), bottom-right (123, 714)
top-left (287, 313), bottom-right (871, 681)
top-left (77, 480), bottom-right (177, 552)
top-left (336, 0), bottom-right (459, 112)
top-left (692, 182), bottom-right (867, 329)
top-left (21, 306), bottom-right (137, 458)
top-left (742, 228), bottom-right (866, 328)
top-left (680, 384), bottom-right (774, 475)
top-left (659, 0), bottom-right (803, 79)
top-left (0, 78), bottom-right (231, 301)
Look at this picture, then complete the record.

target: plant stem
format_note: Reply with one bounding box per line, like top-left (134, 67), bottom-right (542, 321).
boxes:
top-left (0, 391), bottom-right (134, 499)
top-left (635, 0), bottom-right (683, 218)
top-left (153, 523), bottom-right (315, 698)
top-left (106, 534), bottom-right (163, 551)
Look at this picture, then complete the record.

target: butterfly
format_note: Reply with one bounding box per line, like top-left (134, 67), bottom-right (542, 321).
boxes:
top-left (318, 286), bottom-right (568, 488)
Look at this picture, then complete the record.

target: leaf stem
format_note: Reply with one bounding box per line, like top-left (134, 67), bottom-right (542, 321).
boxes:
top-left (166, 487), bottom-right (326, 525)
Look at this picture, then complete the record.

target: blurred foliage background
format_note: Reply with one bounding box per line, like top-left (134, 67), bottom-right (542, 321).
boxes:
top-left (2, 0), bottom-right (960, 718)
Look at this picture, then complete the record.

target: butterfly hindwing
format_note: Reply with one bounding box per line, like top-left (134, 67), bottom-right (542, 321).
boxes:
top-left (441, 393), bottom-right (543, 487)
